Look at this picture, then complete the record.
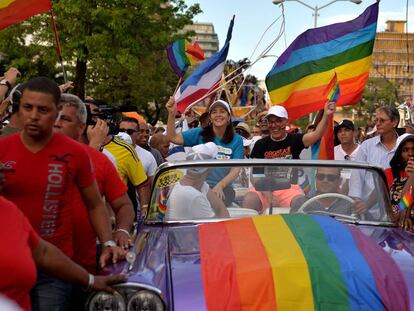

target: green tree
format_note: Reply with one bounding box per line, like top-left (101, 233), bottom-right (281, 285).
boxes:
top-left (0, 0), bottom-right (201, 125)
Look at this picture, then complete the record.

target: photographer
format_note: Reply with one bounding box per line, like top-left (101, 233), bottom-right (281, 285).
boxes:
top-left (85, 99), bottom-right (150, 218)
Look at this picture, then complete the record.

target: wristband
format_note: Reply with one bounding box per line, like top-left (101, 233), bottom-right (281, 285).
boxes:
top-left (116, 228), bottom-right (131, 237)
top-left (86, 273), bottom-right (95, 291)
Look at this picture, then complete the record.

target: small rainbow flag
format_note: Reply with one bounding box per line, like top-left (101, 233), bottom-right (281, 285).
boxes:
top-left (167, 39), bottom-right (205, 77)
top-left (265, 2), bottom-right (378, 120)
top-left (324, 72), bottom-right (340, 102)
top-left (199, 214), bottom-right (409, 311)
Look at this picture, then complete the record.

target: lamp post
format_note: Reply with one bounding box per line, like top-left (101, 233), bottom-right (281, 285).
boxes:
top-left (272, 0), bottom-right (362, 122)
top-left (272, 0), bottom-right (362, 28)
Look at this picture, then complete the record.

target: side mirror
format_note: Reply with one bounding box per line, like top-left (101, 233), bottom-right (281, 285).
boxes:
top-left (254, 177), bottom-right (291, 191)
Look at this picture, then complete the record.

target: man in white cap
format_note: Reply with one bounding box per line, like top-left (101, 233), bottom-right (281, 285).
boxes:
top-left (245, 101), bottom-right (336, 212)
top-left (251, 101), bottom-right (335, 160)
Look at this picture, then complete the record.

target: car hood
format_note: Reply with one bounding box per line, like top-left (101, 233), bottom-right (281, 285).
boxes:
top-left (109, 222), bottom-right (414, 311)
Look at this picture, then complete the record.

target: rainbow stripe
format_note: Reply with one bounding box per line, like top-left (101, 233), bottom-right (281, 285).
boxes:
top-left (311, 115), bottom-right (334, 160)
top-left (167, 39), bottom-right (205, 77)
top-left (398, 186), bottom-right (414, 212)
top-left (199, 214), bottom-right (409, 311)
top-left (265, 2), bottom-right (378, 120)
top-left (0, 0), bottom-right (51, 30)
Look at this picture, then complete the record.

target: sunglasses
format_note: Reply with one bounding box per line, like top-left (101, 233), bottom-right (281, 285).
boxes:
top-left (344, 155), bottom-right (350, 160)
top-left (316, 173), bottom-right (338, 182)
top-left (119, 128), bottom-right (137, 135)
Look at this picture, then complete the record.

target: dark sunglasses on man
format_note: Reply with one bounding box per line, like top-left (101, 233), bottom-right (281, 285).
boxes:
top-left (119, 128), bottom-right (137, 135)
top-left (315, 173), bottom-right (339, 182)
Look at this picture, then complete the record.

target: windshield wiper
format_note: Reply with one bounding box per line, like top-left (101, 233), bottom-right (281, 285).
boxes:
top-left (305, 210), bottom-right (360, 222)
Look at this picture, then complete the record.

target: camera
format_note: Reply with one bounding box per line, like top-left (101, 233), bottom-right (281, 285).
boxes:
top-left (85, 99), bottom-right (136, 135)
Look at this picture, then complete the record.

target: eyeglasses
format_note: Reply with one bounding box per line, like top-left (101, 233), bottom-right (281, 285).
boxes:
top-left (344, 155), bottom-right (351, 160)
top-left (119, 128), bottom-right (137, 135)
top-left (315, 173), bottom-right (339, 182)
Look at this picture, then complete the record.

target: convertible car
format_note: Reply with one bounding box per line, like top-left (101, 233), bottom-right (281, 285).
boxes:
top-left (87, 160), bottom-right (414, 311)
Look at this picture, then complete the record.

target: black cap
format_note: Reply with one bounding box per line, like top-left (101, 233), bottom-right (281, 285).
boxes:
top-left (336, 119), bottom-right (354, 131)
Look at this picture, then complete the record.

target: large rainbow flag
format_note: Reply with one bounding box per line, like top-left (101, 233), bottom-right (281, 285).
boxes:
top-left (265, 2), bottom-right (378, 120)
top-left (166, 39), bottom-right (205, 77)
top-left (0, 0), bottom-right (51, 30)
top-left (199, 214), bottom-right (409, 311)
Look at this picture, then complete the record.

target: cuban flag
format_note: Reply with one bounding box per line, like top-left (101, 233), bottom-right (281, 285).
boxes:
top-left (175, 16), bottom-right (234, 113)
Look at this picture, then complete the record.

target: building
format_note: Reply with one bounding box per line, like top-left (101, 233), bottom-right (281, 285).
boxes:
top-left (183, 23), bottom-right (219, 58)
top-left (370, 20), bottom-right (414, 100)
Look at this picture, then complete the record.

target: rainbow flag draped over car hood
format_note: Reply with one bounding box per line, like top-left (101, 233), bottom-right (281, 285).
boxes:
top-left (198, 214), bottom-right (409, 311)
top-left (265, 2), bottom-right (378, 120)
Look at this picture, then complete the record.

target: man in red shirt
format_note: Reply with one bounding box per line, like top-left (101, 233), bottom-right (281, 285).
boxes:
top-left (0, 77), bottom-right (124, 311)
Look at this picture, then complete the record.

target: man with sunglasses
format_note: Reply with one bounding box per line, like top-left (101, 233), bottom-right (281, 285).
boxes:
top-left (291, 167), bottom-right (351, 214)
top-left (119, 117), bottom-right (157, 187)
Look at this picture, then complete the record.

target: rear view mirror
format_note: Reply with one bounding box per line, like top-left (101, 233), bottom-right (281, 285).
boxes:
top-left (254, 177), bottom-right (291, 191)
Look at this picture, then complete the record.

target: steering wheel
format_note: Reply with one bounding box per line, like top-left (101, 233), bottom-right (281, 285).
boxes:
top-left (297, 193), bottom-right (356, 216)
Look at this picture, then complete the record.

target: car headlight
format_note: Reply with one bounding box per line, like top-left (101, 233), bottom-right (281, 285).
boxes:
top-left (127, 290), bottom-right (164, 311)
top-left (88, 291), bottom-right (126, 311)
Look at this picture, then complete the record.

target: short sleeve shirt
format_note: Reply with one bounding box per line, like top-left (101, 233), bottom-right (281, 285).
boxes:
top-left (0, 132), bottom-right (95, 257)
top-left (104, 136), bottom-right (147, 186)
top-left (251, 133), bottom-right (305, 160)
top-left (72, 146), bottom-right (127, 273)
top-left (0, 197), bottom-right (40, 311)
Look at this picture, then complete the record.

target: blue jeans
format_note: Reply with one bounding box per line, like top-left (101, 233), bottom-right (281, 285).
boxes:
top-left (30, 269), bottom-right (72, 311)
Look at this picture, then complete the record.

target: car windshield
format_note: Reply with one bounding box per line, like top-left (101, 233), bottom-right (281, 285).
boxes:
top-left (147, 160), bottom-right (394, 225)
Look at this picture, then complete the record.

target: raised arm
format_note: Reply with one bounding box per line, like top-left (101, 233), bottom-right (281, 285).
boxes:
top-left (165, 97), bottom-right (184, 145)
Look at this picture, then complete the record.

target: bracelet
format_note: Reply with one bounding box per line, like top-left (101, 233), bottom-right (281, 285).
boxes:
top-left (116, 228), bottom-right (131, 237)
top-left (86, 273), bottom-right (95, 291)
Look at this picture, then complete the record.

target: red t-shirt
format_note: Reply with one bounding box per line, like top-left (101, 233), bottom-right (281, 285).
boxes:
top-left (0, 196), bottom-right (40, 311)
top-left (0, 133), bottom-right (95, 257)
top-left (72, 146), bottom-right (127, 273)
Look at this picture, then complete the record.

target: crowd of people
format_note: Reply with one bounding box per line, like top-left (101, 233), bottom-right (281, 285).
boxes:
top-left (0, 68), bottom-right (413, 310)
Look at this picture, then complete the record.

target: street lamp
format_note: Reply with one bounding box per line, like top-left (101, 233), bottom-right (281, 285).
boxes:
top-left (272, 0), bottom-right (362, 28)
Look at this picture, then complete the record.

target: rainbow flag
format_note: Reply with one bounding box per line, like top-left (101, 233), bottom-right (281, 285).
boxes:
top-left (265, 2), bottom-right (378, 120)
top-left (167, 39), bottom-right (205, 77)
top-left (199, 214), bottom-right (409, 311)
top-left (325, 72), bottom-right (340, 102)
top-left (311, 115), bottom-right (334, 160)
top-left (0, 0), bottom-right (51, 30)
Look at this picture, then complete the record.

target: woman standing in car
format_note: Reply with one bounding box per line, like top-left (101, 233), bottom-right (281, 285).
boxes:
top-left (166, 98), bottom-right (243, 206)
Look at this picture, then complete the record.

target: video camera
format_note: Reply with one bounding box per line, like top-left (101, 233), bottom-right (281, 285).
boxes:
top-left (85, 99), bottom-right (137, 135)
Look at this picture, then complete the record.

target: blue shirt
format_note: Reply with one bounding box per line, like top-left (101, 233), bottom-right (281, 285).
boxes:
top-left (182, 127), bottom-right (244, 186)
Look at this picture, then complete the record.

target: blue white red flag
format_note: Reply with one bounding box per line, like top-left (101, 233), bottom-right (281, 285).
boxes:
top-left (174, 16), bottom-right (234, 113)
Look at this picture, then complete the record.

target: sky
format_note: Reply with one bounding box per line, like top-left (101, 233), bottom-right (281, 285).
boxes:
top-left (184, 0), bottom-right (413, 81)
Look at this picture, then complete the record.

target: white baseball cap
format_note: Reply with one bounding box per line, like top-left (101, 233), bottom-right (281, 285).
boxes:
top-left (209, 100), bottom-right (232, 115)
top-left (266, 105), bottom-right (288, 119)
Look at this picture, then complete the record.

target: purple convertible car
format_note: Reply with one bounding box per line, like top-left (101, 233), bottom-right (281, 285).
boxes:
top-left (87, 160), bottom-right (414, 311)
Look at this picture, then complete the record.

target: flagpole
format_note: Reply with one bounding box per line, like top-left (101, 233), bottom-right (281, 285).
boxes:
top-left (173, 77), bottom-right (183, 96)
top-left (49, 9), bottom-right (67, 83)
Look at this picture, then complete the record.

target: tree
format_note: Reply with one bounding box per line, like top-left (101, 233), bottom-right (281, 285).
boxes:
top-left (0, 0), bottom-right (201, 125)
